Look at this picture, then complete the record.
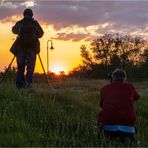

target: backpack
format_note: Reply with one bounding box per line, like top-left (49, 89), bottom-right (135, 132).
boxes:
top-left (18, 20), bottom-right (37, 49)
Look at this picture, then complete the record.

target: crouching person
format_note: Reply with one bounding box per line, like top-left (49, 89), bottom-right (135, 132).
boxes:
top-left (98, 69), bottom-right (140, 144)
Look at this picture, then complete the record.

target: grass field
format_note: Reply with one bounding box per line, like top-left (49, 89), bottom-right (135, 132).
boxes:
top-left (0, 78), bottom-right (148, 147)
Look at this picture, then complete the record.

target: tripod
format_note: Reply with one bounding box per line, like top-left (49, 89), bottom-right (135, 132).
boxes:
top-left (0, 56), bottom-right (15, 84)
top-left (0, 54), bottom-right (51, 87)
top-left (37, 54), bottom-right (51, 87)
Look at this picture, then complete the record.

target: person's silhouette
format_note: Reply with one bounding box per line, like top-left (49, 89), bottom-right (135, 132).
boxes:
top-left (12, 9), bottom-right (44, 88)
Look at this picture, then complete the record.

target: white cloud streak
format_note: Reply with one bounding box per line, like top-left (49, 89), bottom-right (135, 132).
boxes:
top-left (21, 1), bottom-right (36, 8)
top-left (0, 1), bottom-right (17, 9)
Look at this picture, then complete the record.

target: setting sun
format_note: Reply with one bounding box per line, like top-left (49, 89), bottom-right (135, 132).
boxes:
top-left (51, 65), bottom-right (67, 75)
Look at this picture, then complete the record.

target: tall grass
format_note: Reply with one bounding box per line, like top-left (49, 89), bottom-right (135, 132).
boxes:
top-left (0, 79), bottom-right (147, 147)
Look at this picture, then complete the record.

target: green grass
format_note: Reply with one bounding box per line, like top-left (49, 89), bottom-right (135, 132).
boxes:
top-left (0, 79), bottom-right (147, 147)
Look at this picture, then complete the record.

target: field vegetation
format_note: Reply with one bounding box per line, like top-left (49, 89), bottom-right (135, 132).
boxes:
top-left (0, 78), bottom-right (148, 147)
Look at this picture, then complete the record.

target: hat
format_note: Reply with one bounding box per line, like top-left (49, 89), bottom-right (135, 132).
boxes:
top-left (23, 9), bottom-right (33, 17)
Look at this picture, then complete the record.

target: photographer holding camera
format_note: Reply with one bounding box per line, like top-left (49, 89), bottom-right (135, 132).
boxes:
top-left (98, 69), bottom-right (140, 142)
top-left (11, 8), bottom-right (44, 89)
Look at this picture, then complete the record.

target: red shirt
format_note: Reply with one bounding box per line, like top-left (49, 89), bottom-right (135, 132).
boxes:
top-left (99, 80), bottom-right (139, 126)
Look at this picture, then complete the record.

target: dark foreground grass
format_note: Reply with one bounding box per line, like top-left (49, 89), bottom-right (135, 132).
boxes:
top-left (0, 79), bottom-right (148, 147)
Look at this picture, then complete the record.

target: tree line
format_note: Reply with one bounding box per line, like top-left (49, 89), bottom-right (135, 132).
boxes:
top-left (1, 33), bottom-right (148, 81)
top-left (69, 33), bottom-right (148, 80)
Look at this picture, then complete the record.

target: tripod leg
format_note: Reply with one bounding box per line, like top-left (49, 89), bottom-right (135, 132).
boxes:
top-left (0, 56), bottom-right (15, 84)
top-left (38, 54), bottom-right (53, 88)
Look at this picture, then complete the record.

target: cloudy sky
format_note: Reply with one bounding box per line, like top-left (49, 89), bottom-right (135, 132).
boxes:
top-left (0, 0), bottom-right (148, 73)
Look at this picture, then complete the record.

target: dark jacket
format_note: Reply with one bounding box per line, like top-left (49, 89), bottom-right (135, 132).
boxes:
top-left (10, 16), bottom-right (44, 55)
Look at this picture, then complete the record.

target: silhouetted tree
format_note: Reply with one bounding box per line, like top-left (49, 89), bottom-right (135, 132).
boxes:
top-left (70, 33), bottom-right (148, 79)
top-left (139, 48), bottom-right (148, 78)
top-left (80, 45), bottom-right (93, 70)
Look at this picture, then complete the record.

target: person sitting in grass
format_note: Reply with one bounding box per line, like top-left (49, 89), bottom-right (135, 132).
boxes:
top-left (98, 68), bottom-right (140, 142)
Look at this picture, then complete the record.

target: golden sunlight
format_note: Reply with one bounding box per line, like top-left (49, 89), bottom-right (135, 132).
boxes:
top-left (51, 65), bottom-right (67, 75)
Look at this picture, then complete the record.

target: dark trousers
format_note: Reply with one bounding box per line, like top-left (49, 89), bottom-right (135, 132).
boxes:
top-left (104, 130), bottom-right (135, 140)
top-left (16, 51), bottom-right (36, 88)
top-left (102, 130), bottom-right (135, 146)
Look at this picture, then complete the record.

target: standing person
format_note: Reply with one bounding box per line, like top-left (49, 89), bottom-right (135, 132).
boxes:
top-left (98, 69), bottom-right (140, 142)
top-left (12, 8), bottom-right (44, 88)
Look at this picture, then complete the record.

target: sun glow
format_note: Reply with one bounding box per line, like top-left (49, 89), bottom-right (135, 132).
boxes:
top-left (51, 65), bottom-right (67, 75)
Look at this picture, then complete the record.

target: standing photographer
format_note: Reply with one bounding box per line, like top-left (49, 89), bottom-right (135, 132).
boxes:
top-left (11, 8), bottom-right (44, 88)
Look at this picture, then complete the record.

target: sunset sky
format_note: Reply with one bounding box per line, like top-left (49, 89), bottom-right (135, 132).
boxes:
top-left (0, 0), bottom-right (148, 74)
